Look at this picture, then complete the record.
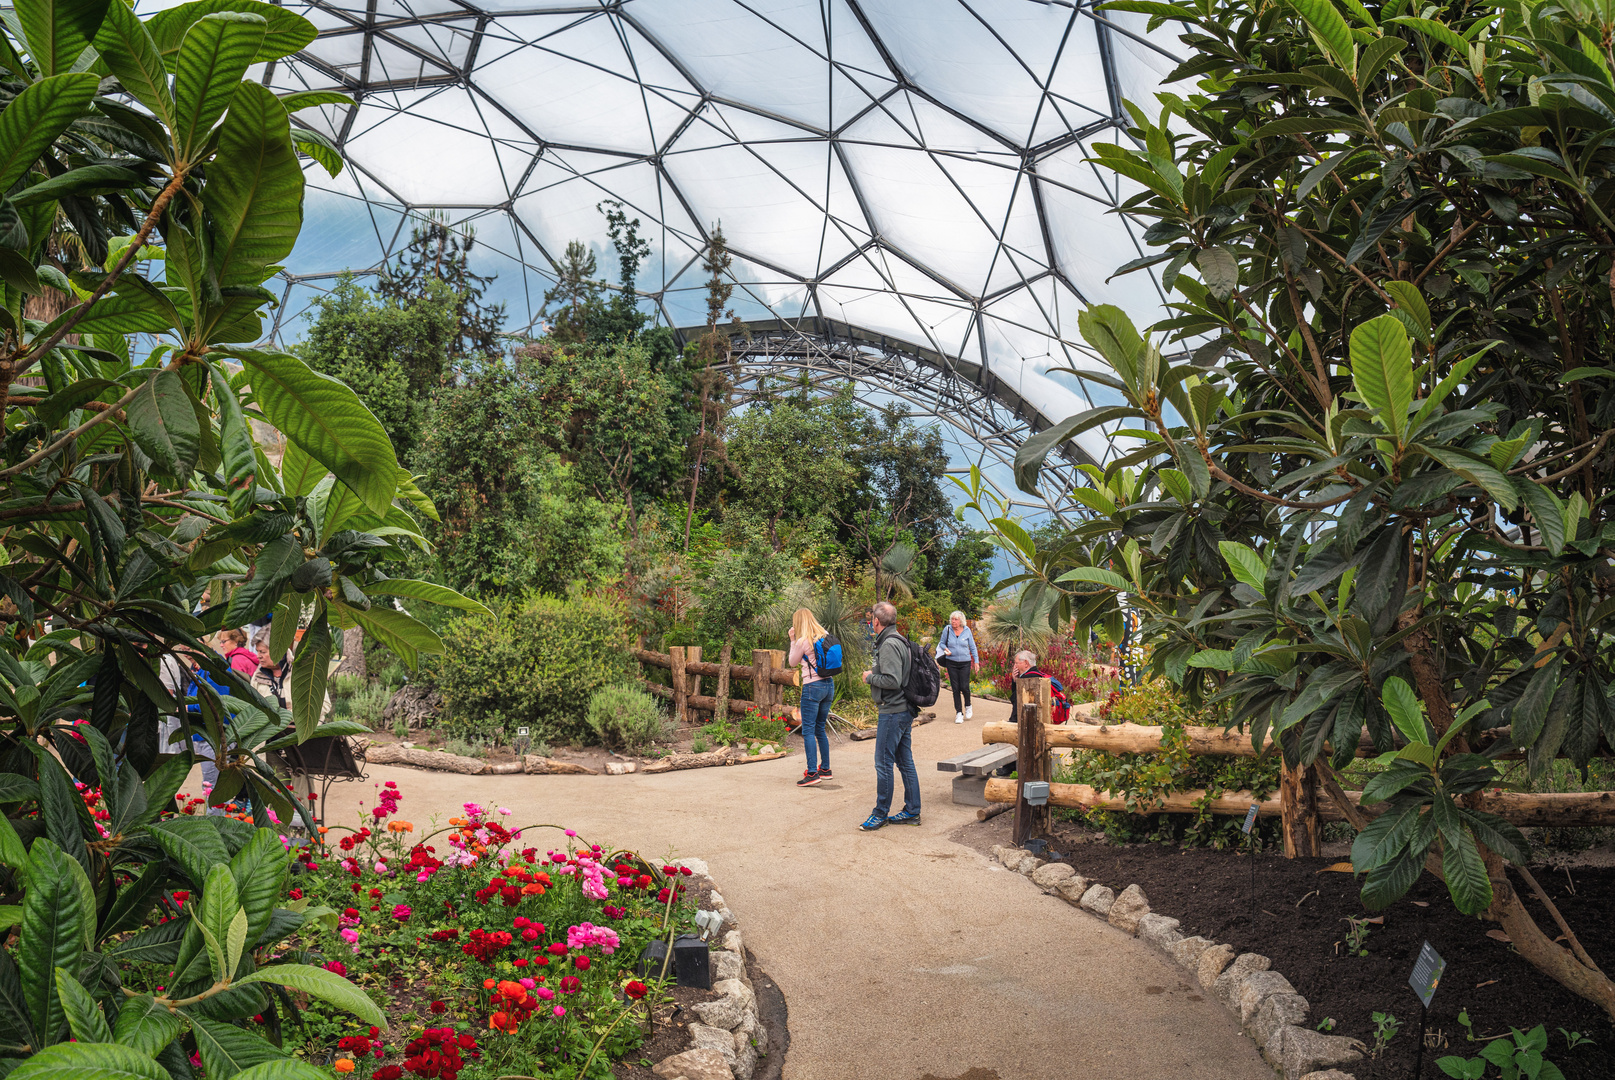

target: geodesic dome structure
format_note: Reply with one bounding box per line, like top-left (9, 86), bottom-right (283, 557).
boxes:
top-left (251, 0), bottom-right (1182, 514)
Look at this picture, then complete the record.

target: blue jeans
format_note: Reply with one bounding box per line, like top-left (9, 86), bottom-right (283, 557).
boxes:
top-left (799, 680), bottom-right (834, 773)
top-left (872, 709), bottom-right (920, 818)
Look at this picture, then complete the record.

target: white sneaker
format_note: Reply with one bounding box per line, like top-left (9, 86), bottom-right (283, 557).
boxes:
top-left (965, 705), bottom-right (974, 720)
top-left (955, 712), bottom-right (964, 724)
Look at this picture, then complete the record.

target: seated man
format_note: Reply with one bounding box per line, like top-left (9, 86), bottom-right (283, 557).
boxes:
top-left (1008, 650), bottom-right (1071, 724)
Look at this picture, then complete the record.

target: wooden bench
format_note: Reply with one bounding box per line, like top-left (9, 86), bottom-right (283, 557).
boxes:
top-left (937, 745), bottom-right (1018, 806)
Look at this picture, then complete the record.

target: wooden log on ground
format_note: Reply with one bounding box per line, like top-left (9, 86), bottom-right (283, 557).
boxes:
top-left (981, 720), bottom-right (1374, 758)
top-left (365, 744), bottom-right (489, 774)
top-left (670, 646), bottom-right (688, 725)
top-left (521, 755), bottom-right (600, 775)
top-left (977, 801), bottom-right (1012, 821)
top-left (641, 749), bottom-right (789, 773)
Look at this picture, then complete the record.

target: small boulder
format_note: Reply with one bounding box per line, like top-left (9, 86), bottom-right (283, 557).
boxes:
top-left (686, 1023), bottom-right (739, 1067)
top-left (710, 949), bottom-right (744, 983)
top-left (997, 847), bottom-right (1024, 869)
top-left (1136, 914), bottom-right (1182, 951)
top-left (1237, 969), bottom-right (1296, 1026)
top-left (1015, 854), bottom-right (1046, 876)
top-left (606, 761), bottom-right (637, 775)
top-left (1299, 1072), bottom-right (1360, 1080)
top-left (721, 929), bottom-right (744, 955)
top-left (1214, 953), bottom-right (1272, 1011)
top-left (692, 993), bottom-right (748, 1031)
top-left (653, 1048), bottom-right (735, 1080)
top-left (1169, 935), bottom-right (1214, 971)
top-left (681, 858), bottom-right (712, 878)
top-left (1055, 875), bottom-right (1091, 904)
top-left (1252, 993), bottom-right (1309, 1052)
top-left (1197, 943), bottom-right (1237, 990)
top-left (1107, 884), bottom-right (1151, 934)
top-left (1276, 1027), bottom-right (1365, 1080)
top-left (1078, 884), bottom-right (1115, 916)
top-left (713, 978), bottom-right (757, 1017)
top-left (731, 1029), bottom-right (759, 1080)
top-left (1030, 862), bottom-right (1076, 892)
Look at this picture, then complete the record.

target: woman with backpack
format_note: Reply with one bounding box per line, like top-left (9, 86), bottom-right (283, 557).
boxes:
top-left (937, 611), bottom-right (979, 724)
top-left (787, 608), bottom-right (838, 788)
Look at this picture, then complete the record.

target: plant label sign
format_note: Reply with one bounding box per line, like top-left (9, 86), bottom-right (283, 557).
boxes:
top-left (1409, 941), bottom-right (1445, 1007)
top-left (517, 728), bottom-right (529, 737)
top-left (1242, 803), bottom-right (1259, 834)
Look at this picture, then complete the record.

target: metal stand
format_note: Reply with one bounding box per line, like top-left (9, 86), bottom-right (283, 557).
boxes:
top-left (1414, 1001), bottom-right (1429, 1079)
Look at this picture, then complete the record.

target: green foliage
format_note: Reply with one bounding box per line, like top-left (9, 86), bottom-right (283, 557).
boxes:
top-left (415, 364), bottom-right (625, 597)
top-left (1370, 1012), bottom-right (1401, 1060)
top-left (695, 543), bottom-right (785, 649)
top-left (584, 684), bottom-right (669, 752)
top-left (435, 593), bottom-right (632, 744)
top-left (737, 716), bottom-right (788, 745)
top-left (969, 0), bottom-right (1615, 1000)
top-left (695, 720), bottom-right (736, 747)
top-left (727, 400), bottom-right (857, 550)
top-left (296, 274), bottom-right (458, 464)
top-left (376, 210), bottom-right (507, 361)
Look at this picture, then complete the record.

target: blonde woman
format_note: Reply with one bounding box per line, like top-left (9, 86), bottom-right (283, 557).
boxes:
top-left (787, 607), bottom-right (837, 787)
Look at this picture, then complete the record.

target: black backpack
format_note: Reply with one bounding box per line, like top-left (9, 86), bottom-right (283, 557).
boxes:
top-left (901, 634), bottom-right (941, 711)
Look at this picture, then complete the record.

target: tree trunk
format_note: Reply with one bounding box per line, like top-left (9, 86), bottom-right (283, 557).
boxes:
top-left (336, 626), bottom-right (366, 679)
top-left (1481, 851), bottom-right (1615, 1021)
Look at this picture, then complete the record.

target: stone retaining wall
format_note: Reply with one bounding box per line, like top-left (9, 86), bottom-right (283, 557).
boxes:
top-left (992, 844), bottom-right (1364, 1080)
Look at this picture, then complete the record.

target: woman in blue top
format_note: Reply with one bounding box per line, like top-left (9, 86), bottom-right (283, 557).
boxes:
top-left (937, 611), bottom-right (979, 724)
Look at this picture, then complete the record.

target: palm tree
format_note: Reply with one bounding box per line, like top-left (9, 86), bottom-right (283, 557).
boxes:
top-left (979, 586), bottom-right (1057, 654)
top-left (877, 541), bottom-right (919, 600)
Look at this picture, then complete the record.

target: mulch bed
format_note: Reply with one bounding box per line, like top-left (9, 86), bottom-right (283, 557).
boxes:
top-left (959, 816), bottom-right (1615, 1080)
top-left (610, 985), bottom-right (722, 1079)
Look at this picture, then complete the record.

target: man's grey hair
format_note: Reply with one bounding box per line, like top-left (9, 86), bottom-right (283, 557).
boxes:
top-left (1015, 650), bottom-right (1038, 667)
top-left (949, 610), bottom-right (966, 625)
top-left (872, 601), bottom-right (897, 627)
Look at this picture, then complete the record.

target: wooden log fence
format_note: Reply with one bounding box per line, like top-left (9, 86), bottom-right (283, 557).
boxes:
top-left (636, 646), bottom-right (800, 726)
top-left (989, 707), bottom-right (1615, 855)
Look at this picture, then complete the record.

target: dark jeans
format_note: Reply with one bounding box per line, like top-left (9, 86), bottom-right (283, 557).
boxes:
top-left (872, 709), bottom-right (920, 818)
top-left (944, 659), bottom-right (972, 713)
top-left (799, 679), bottom-right (834, 773)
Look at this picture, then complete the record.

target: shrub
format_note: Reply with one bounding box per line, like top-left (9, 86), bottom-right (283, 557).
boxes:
top-left (586, 684), bottom-right (670, 751)
top-left (436, 592), bottom-right (632, 743)
top-left (347, 683), bottom-right (392, 729)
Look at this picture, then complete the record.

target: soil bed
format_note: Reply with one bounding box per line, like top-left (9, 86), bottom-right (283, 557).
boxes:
top-left (960, 816), bottom-right (1615, 1080)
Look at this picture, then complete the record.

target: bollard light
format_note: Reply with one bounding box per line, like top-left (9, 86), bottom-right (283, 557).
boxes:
top-left (1023, 781), bottom-right (1051, 807)
top-left (693, 908), bottom-right (724, 941)
top-left (672, 934), bottom-right (712, 989)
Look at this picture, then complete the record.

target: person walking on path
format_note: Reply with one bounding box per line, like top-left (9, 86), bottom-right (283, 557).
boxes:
top-left (937, 611), bottom-right (979, 724)
top-left (859, 601), bottom-right (920, 830)
top-left (788, 607), bottom-right (836, 787)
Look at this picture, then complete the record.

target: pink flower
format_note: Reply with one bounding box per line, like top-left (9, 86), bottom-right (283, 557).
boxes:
top-left (391, 904), bottom-right (411, 922)
top-left (519, 978), bottom-right (536, 990)
top-left (564, 829), bottom-right (576, 838)
top-left (497, 807), bottom-right (512, 816)
top-left (552, 1006), bottom-right (566, 1018)
top-left (416, 870), bottom-right (433, 883)
top-left (340, 928), bottom-right (359, 944)
top-left (535, 986), bottom-right (555, 1001)
top-left (374, 860), bottom-right (391, 876)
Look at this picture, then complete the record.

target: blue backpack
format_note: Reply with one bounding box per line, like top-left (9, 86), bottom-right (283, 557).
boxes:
top-left (811, 635), bottom-right (843, 676)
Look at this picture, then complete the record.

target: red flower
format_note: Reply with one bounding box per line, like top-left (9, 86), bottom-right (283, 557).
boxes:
top-left (288, 888), bottom-right (303, 900)
top-left (376, 1068), bottom-right (403, 1080)
top-left (324, 960), bottom-right (347, 977)
top-left (573, 957), bottom-right (590, 971)
top-left (369, 887), bottom-right (383, 899)
top-left (429, 1001), bottom-right (447, 1015)
top-left (559, 976), bottom-right (581, 994)
top-left (624, 980), bottom-right (648, 1000)
top-left (546, 943), bottom-right (567, 956)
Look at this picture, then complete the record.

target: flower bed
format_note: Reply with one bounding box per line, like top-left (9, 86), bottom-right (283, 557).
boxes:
top-left (119, 782), bottom-right (709, 1080)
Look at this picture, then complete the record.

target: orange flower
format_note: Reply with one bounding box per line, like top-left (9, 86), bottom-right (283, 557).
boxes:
top-left (483, 978), bottom-right (496, 990)
top-left (497, 980), bottom-right (527, 1000)
top-left (489, 1011), bottom-right (518, 1033)
top-left (317, 826), bottom-right (329, 835)
top-left (521, 883), bottom-right (545, 896)
top-left (334, 1060), bottom-right (355, 1074)
top-left (387, 820), bottom-right (414, 834)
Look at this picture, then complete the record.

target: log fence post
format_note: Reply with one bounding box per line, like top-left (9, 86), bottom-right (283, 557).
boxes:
top-left (686, 646), bottom-right (703, 722)
top-left (768, 649), bottom-right (787, 719)
top-left (669, 646), bottom-right (688, 726)
top-left (1012, 677), bottom-right (1052, 846)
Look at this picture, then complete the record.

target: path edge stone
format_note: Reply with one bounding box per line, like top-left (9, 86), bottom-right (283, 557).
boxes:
top-left (985, 843), bottom-right (1365, 1079)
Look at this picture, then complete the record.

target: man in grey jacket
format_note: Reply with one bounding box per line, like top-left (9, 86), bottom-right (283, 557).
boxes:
top-left (859, 601), bottom-right (921, 829)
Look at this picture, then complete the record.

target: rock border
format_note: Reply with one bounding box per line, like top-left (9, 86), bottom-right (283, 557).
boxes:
top-left (651, 858), bottom-right (788, 1080)
top-left (990, 844), bottom-right (1364, 1080)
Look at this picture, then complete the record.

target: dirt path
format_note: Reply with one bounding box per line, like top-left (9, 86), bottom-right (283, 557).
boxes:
top-left (294, 697), bottom-right (1272, 1080)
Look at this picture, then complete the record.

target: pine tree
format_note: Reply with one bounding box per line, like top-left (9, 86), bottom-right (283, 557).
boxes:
top-left (541, 240), bottom-right (602, 345)
top-left (378, 211), bottom-right (507, 360)
top-left (682, 223), bottom-right (738, 551)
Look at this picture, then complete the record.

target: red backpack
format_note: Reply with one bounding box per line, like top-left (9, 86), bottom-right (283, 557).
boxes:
top-left (1022, 668), bottom-right (1072, 724)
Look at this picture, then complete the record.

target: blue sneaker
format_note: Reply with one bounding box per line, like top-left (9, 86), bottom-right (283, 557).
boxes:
top-left (888, 810), bottom-right (922, 826)
top-left (859, 813), bottom-right (887, 831)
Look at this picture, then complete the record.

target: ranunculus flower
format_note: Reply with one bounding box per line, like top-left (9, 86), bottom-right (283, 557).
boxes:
top-left (334, 1060), bottom-right (355, 1074)
top-left (574, 957), bottom-right (590, 971)
top-left (535, 986), bottom-right (555, 1001)
top-left (552, 1006), bottom-right (566, 1018)
top-left (559, 976), bottom-right (581, 994)
top-left (547, 943), bottom-right (566, 956)
top-left (429, 1001), bottom-right (446, 1015)
top-left (340, 928), bottom-right (358, 944)
top-left (323, 960), bottom-right (347, 977)
top-left (392, 904), bottom-right (411, 922)
top-left (624, 980), bottom-right (648, 1000)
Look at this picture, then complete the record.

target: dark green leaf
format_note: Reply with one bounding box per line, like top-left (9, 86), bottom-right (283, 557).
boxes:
top-left (0, 73), bottom-right (101, 193)
top-left (126, 370), bottom-right (202, 479)
top-left (19, 840), bottom-right (88, 1046)
top-left (113, 993), bottom-right (183, 1057)
top-left (172, 11), bottom-right (267, 162)
top-left (289, 611), bottom-right (330, 742)
top-left (13, 0), bottom-right (110, 77)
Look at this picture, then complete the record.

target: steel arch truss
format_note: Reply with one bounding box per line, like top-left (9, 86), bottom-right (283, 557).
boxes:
top-left (707, 319), bottom-right (1091, 520)
top-left (260, 0), bottom-right (1183, 492)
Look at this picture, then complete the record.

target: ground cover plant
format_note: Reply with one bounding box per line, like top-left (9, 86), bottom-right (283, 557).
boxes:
top-left (969, 0), bottom-right (1615, 1019)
